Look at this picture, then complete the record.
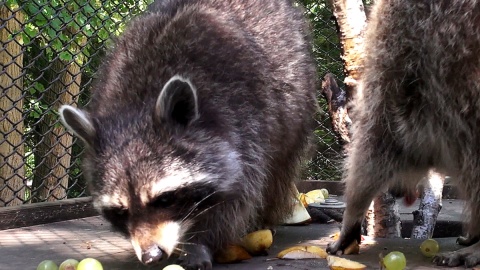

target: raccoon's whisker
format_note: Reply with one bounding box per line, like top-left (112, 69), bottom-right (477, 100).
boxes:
top-left (183, 229), bottom-right (209, 235)
top-left (177, 241), bottom-right (201, 246)
top-left (186, 200), bottom-right (225, 223)
top-left (181, 191), bottom-right (219, 223)
top-left (174, 246), bottom-right (187, 254)
top-left (183, 233), bottom-right (196, 243)
top-left (178, 229), bottom-right (210, 244)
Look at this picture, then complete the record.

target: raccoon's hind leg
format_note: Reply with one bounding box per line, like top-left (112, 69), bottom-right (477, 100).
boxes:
top-left (326, 134), bottom-right (429, 254)
top-left (433, 172), bottom-right (480, 267)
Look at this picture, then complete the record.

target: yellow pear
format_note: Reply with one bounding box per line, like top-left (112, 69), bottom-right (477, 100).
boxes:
top-left (241, 229), bottom-right (273, 255)
top-left (214, 245), bottom-right (252, 263)
top-left (327, 255), bottom-right (367, 270)
top-left (277, 245), bottom-right (328, 259)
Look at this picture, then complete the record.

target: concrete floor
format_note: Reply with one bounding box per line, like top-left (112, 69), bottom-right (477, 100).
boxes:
top-left (0, 199), bottom-right (469, 270)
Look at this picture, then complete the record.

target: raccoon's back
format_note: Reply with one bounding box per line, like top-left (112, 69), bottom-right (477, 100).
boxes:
top-left (87, 0), bottom-right (317, 153)
top-left (357, 0), bottom-right (480, 162)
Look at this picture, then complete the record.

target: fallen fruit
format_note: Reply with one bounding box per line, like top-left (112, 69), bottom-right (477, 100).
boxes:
top-left (320, 188), bottom-right (329, 199)
top-left (305, 189), bottom-right (326, 203)
top-left (37, 260), bottom-right (58, 270)
top-left (382, 251), bottom-right (406, 270)
top-left (214, 245), bottom-right (252, 263)
top-left (298, 193), bottom-right (308, 207)
top-left (420, 238), bottom-right (439, 258)
top-left (162, 264), bottom-right (185, 270)
top-left (77, 258), bottom-right (103, 270)
top-left (241, 229), bottom-right (273, 255)
top-left (283, 198), bottom-right (311, 225)
top-left (59, 259), bottom-right (79, 270)
top-left (277, 245), bottom-right (328, 259)
top-left (343, 240), bottom-right (360, 255)
top-left (330, 232), bottom-right (341, 240)
top-left (327, 255), bottom-right (367, 270)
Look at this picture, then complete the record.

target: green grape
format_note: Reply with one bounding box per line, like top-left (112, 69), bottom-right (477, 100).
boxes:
top-left (420, 239), bottom-right (440, 258)
top-left (59, 259), bottom-right (79, 270)
top-left (37, 260), bottom-right (58, 270)
top-left (383, 251), bottom-right (406, 270)
top-left (77, 258), bottom-right (103, 270)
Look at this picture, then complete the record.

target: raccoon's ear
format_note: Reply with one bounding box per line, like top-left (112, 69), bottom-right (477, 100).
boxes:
top-left (155, 75), bottom-right (199, 128)
top-left (59, 105), bottom-right (96, 145)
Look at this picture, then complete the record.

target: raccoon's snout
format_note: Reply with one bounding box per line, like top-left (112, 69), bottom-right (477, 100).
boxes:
top-left (141, 245), bottom-right (167, 265)
top-left (131, 221), bottom-right (181, 265)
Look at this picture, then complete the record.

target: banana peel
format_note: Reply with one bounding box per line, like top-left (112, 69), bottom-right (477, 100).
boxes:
top-left (327, 255), bottom-right (367, 270)
top-left (214, 245), bottom-right (252, 264)
top-left (277, 245), bottom-right (328, 259)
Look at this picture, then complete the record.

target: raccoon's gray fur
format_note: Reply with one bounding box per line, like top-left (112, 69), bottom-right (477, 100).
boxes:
top-left (326, 0), bottom-right (480, 267)
top-left (59, 0), bottom-right (318, 269)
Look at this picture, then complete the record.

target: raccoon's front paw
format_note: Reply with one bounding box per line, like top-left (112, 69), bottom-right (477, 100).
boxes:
top-left (326, 222), bottom-right (362, 255)
top-left (433, 241), bottom-right (480, 267)
top-left (177, 244), bottom-right (213, 270)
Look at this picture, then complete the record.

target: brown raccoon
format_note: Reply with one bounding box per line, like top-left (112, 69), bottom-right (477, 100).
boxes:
top-left (59, 0), bottom-right (318, 269)
top-left (326, 0), bottom-right (480, 267)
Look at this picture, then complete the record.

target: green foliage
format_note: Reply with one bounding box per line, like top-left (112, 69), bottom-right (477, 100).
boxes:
top-left (8, 0), bottom-right (348, 202)
top-left (298, 0), bottom-right (345, 181)
top-left (9, 0), bottom-right (153, 201)
top-left (298, 0), bottom-right (344, 81)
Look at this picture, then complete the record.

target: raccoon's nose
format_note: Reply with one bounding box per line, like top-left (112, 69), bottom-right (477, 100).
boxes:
top-left (141, 245), bottom-right (166, 265)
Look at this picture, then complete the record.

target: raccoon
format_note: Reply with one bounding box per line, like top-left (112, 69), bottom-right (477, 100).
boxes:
top-left (59, 0), bottom-right (318, 269)
top-left (326, 0), bottom-right (480, 267)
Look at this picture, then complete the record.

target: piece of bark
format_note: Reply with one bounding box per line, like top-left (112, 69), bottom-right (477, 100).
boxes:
top-left (328, 0), bottom-right (367, 101)
top-left (321, 73), bottom-right (351, 145)
top-left (411, 171), bottom-right (445, 239)
top-left (363, 192), bottom-right (401, 238)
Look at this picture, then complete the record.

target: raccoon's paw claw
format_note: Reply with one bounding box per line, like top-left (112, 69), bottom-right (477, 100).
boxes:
top-left (326, 222), bottom-right (362, 255)
top-left (326, 240), bottom-right (344, 255)
top-left (433, 242), bottom-right (480, 267)
top-left (456, 235), bottom-right (480, 246)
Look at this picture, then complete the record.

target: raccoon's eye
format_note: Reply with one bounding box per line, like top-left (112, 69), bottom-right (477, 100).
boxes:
top-left (103, 207), bottom-right (129, 219)
top-left (150, 191), bottom-right (175, 208)
top-left (102, 207), bottom-right (129, 235)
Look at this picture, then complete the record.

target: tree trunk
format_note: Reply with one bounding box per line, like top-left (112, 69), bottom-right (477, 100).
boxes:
top-left (372, 192), bottom-right (402, 238)
top-left (0, 6), bottom-right (26, 206)
top-left (32, 31), bottom-right (86, 202)
top-left (328, 0), bottom-right (367, 101)
top-left (411, 171), bottom-right (445, 239)
top-left (328, 0), bottom-right (402, 238)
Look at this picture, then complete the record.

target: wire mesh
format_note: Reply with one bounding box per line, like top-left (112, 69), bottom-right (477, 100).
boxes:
top-left (0, 0), bottom-right (344, 207)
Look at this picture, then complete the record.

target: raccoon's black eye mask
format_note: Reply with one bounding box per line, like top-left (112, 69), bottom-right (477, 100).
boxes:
top-left (149, 191), bottom-right (176, 208)
top-left (102, 207), bottom-right (129, 235)
top-left (148, 183), bottom-right (233, 213)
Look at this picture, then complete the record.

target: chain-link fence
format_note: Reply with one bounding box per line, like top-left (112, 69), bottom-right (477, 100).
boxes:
top-left (0, 0), bottom-right (344, 207)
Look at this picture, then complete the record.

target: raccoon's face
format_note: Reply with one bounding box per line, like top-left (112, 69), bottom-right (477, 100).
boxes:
top-left (60, 75), bottom-right (242, 265)
top-left (93, 154), bottom-right (232, 266)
